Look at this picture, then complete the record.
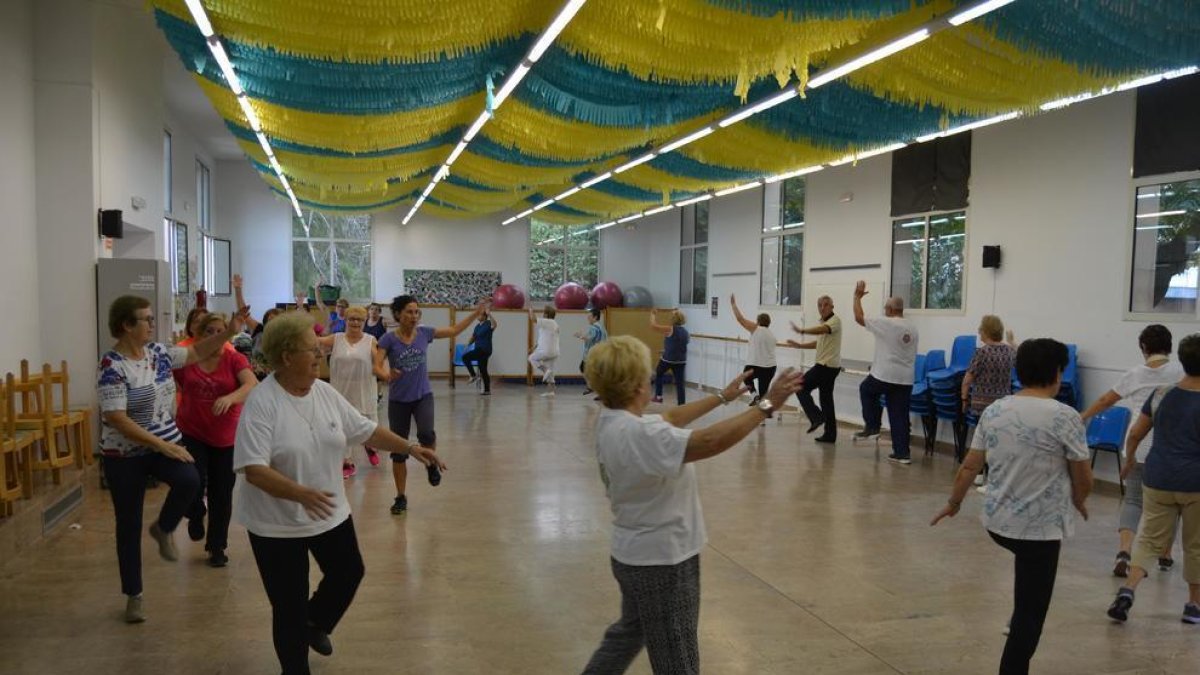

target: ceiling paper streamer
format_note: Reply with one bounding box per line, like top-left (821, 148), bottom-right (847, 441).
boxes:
top-left (151, 0), bottom-right (1200, 221)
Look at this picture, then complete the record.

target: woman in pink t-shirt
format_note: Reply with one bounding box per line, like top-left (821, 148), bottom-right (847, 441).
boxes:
top-left (174, 313), bottom-right (256, 567)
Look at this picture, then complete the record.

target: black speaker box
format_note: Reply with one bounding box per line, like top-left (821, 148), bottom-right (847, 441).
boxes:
top-left (98, 209), bottom-right (124, 238)
top-left (982, 245), bottom-right (1001, 269)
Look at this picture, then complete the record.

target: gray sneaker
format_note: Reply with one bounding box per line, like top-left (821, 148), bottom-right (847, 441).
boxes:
top-left (125, 594), bottom-right (146, 623)
top-left (854, 428), bottom-right (881, 439)
top-left (148, 523), bottom-right (178, 562)
top-left (1183, 602), bottom-right (1200, 624)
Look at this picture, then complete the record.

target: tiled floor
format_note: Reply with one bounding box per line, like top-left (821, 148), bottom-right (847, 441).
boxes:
top-left (0, 381), bottom-right (1196, 674)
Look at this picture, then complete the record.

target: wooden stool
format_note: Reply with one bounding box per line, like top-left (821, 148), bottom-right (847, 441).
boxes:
top-left (1, 373), bottom-right (39, 517)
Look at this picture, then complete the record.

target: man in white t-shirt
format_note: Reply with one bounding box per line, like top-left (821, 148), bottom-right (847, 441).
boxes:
top-left (853, 280), bottom-right (919, 464)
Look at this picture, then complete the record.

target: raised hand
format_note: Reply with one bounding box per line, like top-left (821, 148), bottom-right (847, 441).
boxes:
top-left (720, 371), bottom-right (751, 402)
top-left (232, 273), bottom-right (243, 289)
top-left (854, 280), bottom-right (868, 298)
top-left (790, 320), bottom-right (803, 334)
top-left (764, 368), bottom-right (804, 407)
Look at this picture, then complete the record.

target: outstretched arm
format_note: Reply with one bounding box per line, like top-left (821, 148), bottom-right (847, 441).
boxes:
top-left (790, 320), bottom-right (830, 336)
top-left (233, 274), bottom-right (260, 331)
top-left (648, 309), bottom-right (673, 335)
top-left (680, 369), bottom-right (804, 463)
top-left (729, 294), bottom-right (757, 333)
top-left (1079, 390), bottom-right (1121, 423)
top-left (434, 300), bottom-right (489, 339)
top-left (852, 281), bottom-right (867, 327)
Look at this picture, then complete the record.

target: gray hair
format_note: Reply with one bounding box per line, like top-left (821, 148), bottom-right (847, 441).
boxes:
top-left (260, 311), bottom-right (316, 369)
top-left (885, 296), bottom-right (905, 314)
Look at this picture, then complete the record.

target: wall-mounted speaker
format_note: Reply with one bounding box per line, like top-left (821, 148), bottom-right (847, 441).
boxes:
top-left (98, 209), bottom-right (123, 239)
top-left (982, 245), bottom-right (1001, 269)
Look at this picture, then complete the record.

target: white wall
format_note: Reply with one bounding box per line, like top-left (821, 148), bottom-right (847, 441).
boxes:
top-left (214, 159), bottom-right (293, 315)
top-left (0, 0), bottom-right (42, 374)
top-left (596, 91), bottom-right (1199, 453)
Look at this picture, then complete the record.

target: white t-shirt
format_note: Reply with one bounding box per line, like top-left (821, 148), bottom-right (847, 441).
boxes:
top-left (329, 333), bottom-right (379, 419)
top-left (535, 318), bottom-right (560, 357)
top-left (970, 395), bottom-right (1090, 541)
top-left (1111, 360), bottom-right (1184, 462)
top-left (233, 375), bottom-right (377, 538)
top-left (595, 408), bottom-right (704, 566)
top-left (864, 317), bottom-right (918, 384)
top-left (747, 327), bottom-right (777, 367)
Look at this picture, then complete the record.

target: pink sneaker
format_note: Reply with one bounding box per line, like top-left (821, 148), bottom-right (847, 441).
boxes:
top-left (651, 396), bottom-right (663, 403)
top-left (366, 448), bottom-right (380, 467)
top-left (343, 462), bottom-right (356, 479)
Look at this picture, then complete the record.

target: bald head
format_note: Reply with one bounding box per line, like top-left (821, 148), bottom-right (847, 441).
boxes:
top-left (884, 296), bottom-right (904, 316)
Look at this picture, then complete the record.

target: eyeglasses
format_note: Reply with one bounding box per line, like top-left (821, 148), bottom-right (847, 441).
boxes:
top-left (136, 316), bottom-right (156, 325)
top-left (294, 346), bottom-right (323, 357)
top-left (346, 317), bottom-right (365, 323)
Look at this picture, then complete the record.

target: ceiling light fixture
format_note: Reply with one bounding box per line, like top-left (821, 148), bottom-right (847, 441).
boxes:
top-left (807, 29), bottom-right (929, 89)
top-left (1135, 210), bottom-right (1187, 219)
top-left (916, 111), bottom-right (1021, 142)
top-left (948, 0), bottom-right (1016, 26)
top-left (555, 186), bottom-right (581, 200)
top-left (580, 172), bottom-right (613, 189)
top-left (182, 0), bottom-right (301, 216)
top-left (593, 221), bottom-right (617, 231)
top-left (764, 166), bottom-right (823, 184)
top-left (644, 204), bottom-right (676, 215)
top-left (715, 181), bottom-right (763, 196)
top-left (617, 213), bottom-right (644, 224)
top-left (659, 127), bottom-right (715, 155)
top-left (1041, 65), bottom-right (1200, 111)
top-left (718, 89), bottom-right (798, 128)
top-left (406, 0), bottom-right (590, 226)
top-left (677, 194), bottom-right (713, 207)
top-left (613, 153), bottom-right (657, 174)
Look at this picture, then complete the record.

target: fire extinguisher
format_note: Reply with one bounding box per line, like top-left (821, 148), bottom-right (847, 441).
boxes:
top-left (196, 287), bottom-right (208, 311)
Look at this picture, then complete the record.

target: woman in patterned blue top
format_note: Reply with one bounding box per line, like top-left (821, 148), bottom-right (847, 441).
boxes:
top-left (98, 295), bottom-right (248, 624)
top-left (932, 338), bottom-right (1093, 675)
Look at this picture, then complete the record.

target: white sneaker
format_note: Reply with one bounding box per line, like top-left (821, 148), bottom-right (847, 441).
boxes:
top-left (973, 474), bottom-right (985, 486)
top-left (540, 391), bottom-right (555, 398)
top-left (467, 376), bottom-right (478, 386)
top-left (976, 485), bottom-right (988, 494)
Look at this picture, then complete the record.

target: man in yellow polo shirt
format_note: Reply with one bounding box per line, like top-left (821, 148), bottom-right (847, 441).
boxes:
top-left (788, 295), bottom-right (842, 443)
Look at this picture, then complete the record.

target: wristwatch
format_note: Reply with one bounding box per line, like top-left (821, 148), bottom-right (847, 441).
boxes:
top-left (756, 399), bottom-right (775, 418)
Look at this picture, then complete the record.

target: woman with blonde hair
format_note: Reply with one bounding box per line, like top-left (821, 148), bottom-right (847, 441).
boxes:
top-left (649, 308), bottom-right (689, 405)
top-left (317, 305), bottom-right (385, 478)
top-left (581, 336), bottom-right (802, 673)
top-left (961, 315), bottom-right (1017, 417)
top-left (236, 311), bottom-right (446, 673)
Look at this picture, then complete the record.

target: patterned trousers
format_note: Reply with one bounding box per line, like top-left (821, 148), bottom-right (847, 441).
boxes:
top-left (582, 554), bottom-right (700, 675)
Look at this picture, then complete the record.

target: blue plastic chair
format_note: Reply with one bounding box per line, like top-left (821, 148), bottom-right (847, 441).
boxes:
top-left (1087, 407), bottom-right (1132, 494)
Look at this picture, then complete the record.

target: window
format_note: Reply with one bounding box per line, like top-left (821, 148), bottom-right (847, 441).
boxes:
top-left (196, 160), bottom-right (211, 230)
top-left (679, 203), bottom-right (708, 304)
top-left (528, 219), bottom-right (599, 301)
top-left (760, 178), bottom-right (804, 305)
top-left (163, 131), bottom-right (172, 214)
top-left (1130, 177), bottom-right (1200, 317)
top-left (292, 210), bottom-right (373, 301)
top-left (890, 211), bottom-right (966, 310)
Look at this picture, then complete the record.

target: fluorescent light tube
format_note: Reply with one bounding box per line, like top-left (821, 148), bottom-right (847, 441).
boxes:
top-left (765, 166), bottom-right (822, 183)
top-left (528, 0), bottom-right (588, 63)
top-left (614, 153), bottom-right (656, 174)
top-left (433, 165), bottom-right (450, 183)
top-left (268, 156), bottom-right (283, 176)
top-left (919, 111), bottom-right (1020, 141)
top-left (948, 0), bottom-right (1016, 26)
top-left (445, 141), bottom-right (469, 166)
top-left (644, 205), bottom-right (675, 215)
top-left (807, 29), bottom-right (929, 89)
top-left (617, 213), bottom-right (644, 223)
top-left (593, 221), bottom-right (617, 231)
top-left (715, 182), bottom-right (761, 196)
top-left (502, 216), bottom-right (518, 226)
top-left (517, 208), bottom-right (535, 219)
top-left (183, 0), bottom-right (214, 37)
top-left (207, 40), bottom-right (243, 96)
top-left (255, 131), bottom-right (273, 159)
top-left (421, 183), bottom-right (436, 198)
top-left (463, 112), bottom-right (489, 142)
top-left (535, 199), bottom-right (555, 210)
top-left (677, 194), bottom-right (713, 206)
top-left (491, 62), bottom-right (531, 109)
top-left (236, 95), bottom-right (260, 132)
top-left (580, 172), bottom-right (612, 189)
top-left (659, 127), bottom-right (714, 155)
top-left (554, 186), bottom-right (581, 200)
top-left (1040, 93), bottom-right (1094, 111)
top-left (719, 89), bottom-right (797, 128)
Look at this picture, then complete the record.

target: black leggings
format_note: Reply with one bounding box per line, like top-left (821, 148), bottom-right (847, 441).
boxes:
top-left (183, 436), bottom-right (236, 553)
top-left (654, 361), bottom-right (687, 405)
top-left (249, 517), bottom-right (365, 675)
top-left (462, 347), bottom-right (492, 392)
top-left (989, 532), bottom-right (1061, 675)
top-left (742, 365), bottom-right (777, 398)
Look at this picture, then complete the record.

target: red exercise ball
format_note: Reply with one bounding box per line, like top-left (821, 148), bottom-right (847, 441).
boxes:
top-left (492, 284), bottom-right (527, 309)
top-left (591, 281), bottom-right (624, 310)
top-left (554, 282), bottom-right (590, 310)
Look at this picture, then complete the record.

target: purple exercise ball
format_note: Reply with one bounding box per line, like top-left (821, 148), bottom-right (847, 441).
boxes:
top-left (591, 281), bottom-right (624, 310)
top-left (554, 282), bottom-right (590, 310)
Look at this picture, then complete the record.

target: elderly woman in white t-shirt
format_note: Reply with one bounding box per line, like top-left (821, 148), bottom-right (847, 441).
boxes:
top-left (234, 312), bottom-right (446, 675)
top-left (580, 336), bottom-right (802, 674)
top-left (933, 338), bottom-right (1093, 675)
top-left (729, 293), bottom-right (777, 405)
top-left (1080, 324), bottom-right (1183, 577)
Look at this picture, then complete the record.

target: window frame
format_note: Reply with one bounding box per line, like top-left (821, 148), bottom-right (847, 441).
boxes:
top-left (679, 204), bottom-right (709, 306)
top-left (760, 178), bottom-right (805, 308)
top-left (888, 208), bottom-right (969, 315)
top-left (291, 210), bottom-right (375, 302)
top-left (526, 219), bottom-right (600, 302)
top-left (163, 130), bottom-right (172, 215)
top-left (1123, 168), bottom-right (1200, 322)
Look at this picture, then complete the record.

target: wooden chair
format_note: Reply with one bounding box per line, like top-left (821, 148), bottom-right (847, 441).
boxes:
top-left (1, 373), bottom-right (39, 517)
top-left (12, 362), bottom-right (76, 484)
top-left (24, 360), bottom-right (93, 468)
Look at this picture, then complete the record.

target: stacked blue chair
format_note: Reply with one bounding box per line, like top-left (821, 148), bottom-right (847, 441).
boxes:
top-left (910, 350), bottom-right (945, 454)
top-left (1087, 406), bottom-right (1132, 495)
top-left (1056, 344), bottom-right (1081, 409)
top-left (927, 336), bottom-right (977, 462)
